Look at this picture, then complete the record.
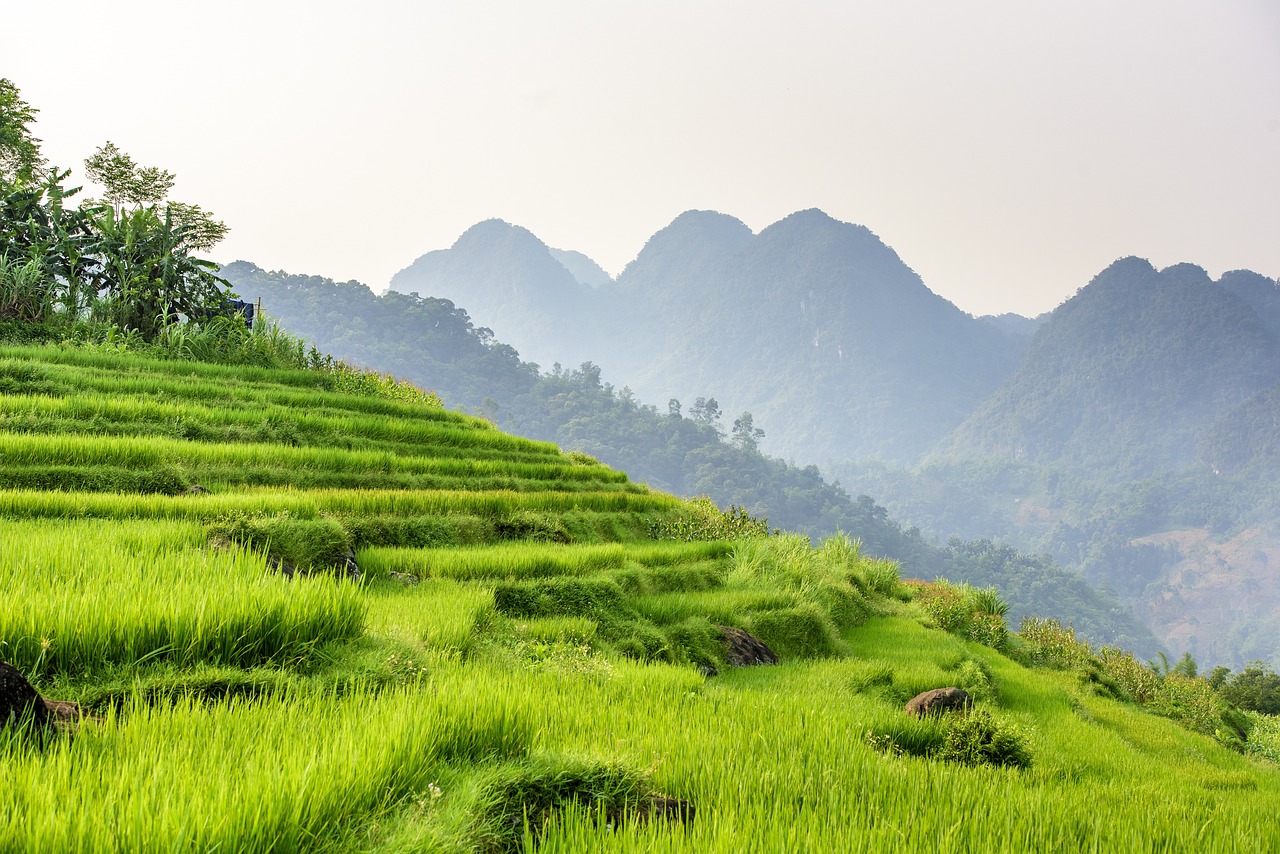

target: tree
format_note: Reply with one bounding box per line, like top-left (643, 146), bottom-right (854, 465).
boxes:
top-left (0, 79), bottom-right (44, 187)
top-left (84, 142), bottom-right (174, 213)
top-left (83, 142), bottom-right (227, 249)
top-left (731, 411), bottom-right (765, 451)
top-left (78, 142), bottom-right (230, 338)
top-left (86, 205), bottom-right (229, 339)
top-left (690, 397), bottom-right (722, 430)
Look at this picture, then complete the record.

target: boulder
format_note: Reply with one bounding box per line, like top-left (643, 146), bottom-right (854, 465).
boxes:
top-left (1, 661), bottom-right (51, 732)
top-left (905, 687), bottom-right (971, 718)
top-left (718, 626), bottom-right (779, 667)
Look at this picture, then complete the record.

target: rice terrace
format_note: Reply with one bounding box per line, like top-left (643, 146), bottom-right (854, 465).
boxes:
top-left (0, 335), bottom-right (1279, 851)
top-left (5, 43), bottom-right (1280, 850)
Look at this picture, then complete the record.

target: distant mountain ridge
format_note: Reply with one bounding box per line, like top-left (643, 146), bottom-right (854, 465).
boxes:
top-left (936, 257), bottom-right (1280, 478)
top-left (392, 208), bottom-right (1022, 463)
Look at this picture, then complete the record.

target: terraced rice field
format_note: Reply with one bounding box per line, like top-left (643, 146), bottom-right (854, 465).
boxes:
top-left (4, 343), bottom-right (1280, 852)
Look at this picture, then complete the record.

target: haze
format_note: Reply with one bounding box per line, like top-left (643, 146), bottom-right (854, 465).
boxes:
top-left (8, 0), bottom-right (1279, 317)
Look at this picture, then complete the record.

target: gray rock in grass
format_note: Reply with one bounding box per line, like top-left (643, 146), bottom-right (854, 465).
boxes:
top-left (717, 626), bottom-right (779, 667)
top-left (1, 661), bottom-right (50, 733)
top-left (905, 687), bottom-right (971, 718)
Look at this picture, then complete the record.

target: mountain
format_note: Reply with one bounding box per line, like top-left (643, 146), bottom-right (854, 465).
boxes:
top-left (389, 219), bottom-right (600, 370)
top-left (608, 209), bottom-right (1022, 463)
top-left (548, 247), bottom-right (613, 287)
top-left (391, 209), bottom-right (1022, 464)
top-left (937, 258), bottom-right (1280, 478)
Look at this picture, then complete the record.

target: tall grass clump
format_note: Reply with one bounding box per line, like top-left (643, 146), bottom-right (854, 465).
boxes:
top-left (905, 579), bottom-right (1010, 651)
top-left (1017, 617), bottom-right (1093, 670)
top-left (649, 496), bottom-right (769, 542)
top-left (722, 533), bottom-right (889, 657)
top-left (69, 311), bottom-right (446, 408)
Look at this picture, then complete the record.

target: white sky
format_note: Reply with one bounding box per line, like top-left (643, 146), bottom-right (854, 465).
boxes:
top-left (8, 1), bottom-right (1279, 317)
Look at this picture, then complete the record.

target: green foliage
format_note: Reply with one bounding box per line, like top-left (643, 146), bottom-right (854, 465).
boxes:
top-left (906, 579), bottom-right (1010, 651)
top-left (934, 709), bottom-right (1033, 769)
top-left (1245, 711), bottom-right (1280, 762)
top-left (1017, 617), bottom-right (1094, 670)
top-left (1217, 661), bottom-right (1280, 716)
top-left (649, 495), bottom-right (769, 542)
top-left (0, 78), bottom-right (45, 186)
top-left (955, 658), bottom-right (995, 704)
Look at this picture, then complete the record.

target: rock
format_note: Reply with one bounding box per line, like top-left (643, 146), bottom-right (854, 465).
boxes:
top-left (338, 546), bottom-right (361, 581)
top-left (697, 663), bottom-right (719, 678)
top-left (718, 626), bottom-right (779, 667)
top-left (1, 661), bottom-right (51, 733)
top-left (644, 794), bottom-right (696, 827)
top-left (388, 571), bottom-right (420, 585)
top-left (905, 687), bottom-right (971, 718)
top-left (606, 793), bottom-right (696, 831)
top-left (269, 547), bottom-right (361, 581)
top-left (267, 553), bottom-right (299, 578)
top-left (42, 698), bottom-right (86, 732)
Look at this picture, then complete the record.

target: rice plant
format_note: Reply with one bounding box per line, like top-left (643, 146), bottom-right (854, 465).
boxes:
top-left (0, 518), bottom-right (364, 677)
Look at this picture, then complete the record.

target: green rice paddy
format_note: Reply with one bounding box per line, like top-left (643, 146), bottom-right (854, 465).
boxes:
top-left (3, 342), bottom-right (1280, 852)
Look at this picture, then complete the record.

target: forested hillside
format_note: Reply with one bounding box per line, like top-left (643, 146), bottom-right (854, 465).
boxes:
top-left (835, 259), bottom-right (1280, 669)
top-left (937, 257), bottom-right (1280, 477)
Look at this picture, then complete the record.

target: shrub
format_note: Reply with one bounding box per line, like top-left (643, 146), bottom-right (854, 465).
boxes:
top-left (956, 658), bottom-right (995, 704)
top-left (1017, 617), bottom-right (1093, 670)
top-left (1096, 647), bottom-right (1161, 705)
top-left (905, 580), bottom-right (1009, 651)
top-left (935, 709), bottom-right (1032, 769)
top-left (648, 496), bottom-right (769, 542)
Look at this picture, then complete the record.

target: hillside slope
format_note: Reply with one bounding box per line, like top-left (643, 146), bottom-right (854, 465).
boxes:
top-left (4, 342), bottom-right (1280, 851)
top-left (937, 258), bottom-right (1280, 477)
top-left (222, 260), bottom-right (1159, 655)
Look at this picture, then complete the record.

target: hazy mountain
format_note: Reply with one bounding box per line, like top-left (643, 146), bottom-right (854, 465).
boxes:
top-left (385, 210), bottom-right (1021, 464)
top-left (936, 258), bottom-right (1280, 478)
top-left (602, 209), bottom-right (1022, 463)
top-left (549, 247), bottom-right (613, 288)
top-left (1220, 269), bottom-right (1280, 340)
top-left (978, 312), bottom-right (1049, 340)
top-left (389, 219), bottom-right (599, 370)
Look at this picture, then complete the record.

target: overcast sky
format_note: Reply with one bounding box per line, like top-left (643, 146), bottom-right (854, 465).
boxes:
top-left (8, 1), bottom-right (1279, 317)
